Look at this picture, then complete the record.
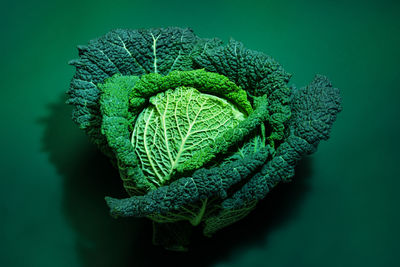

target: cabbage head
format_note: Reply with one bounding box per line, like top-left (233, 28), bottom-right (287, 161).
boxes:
top-left (67, 27), bottom-right (342, 251)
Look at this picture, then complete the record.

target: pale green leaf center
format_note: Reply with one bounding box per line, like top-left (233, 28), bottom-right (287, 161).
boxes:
top-left (131, 86), bottom-right (245, 185)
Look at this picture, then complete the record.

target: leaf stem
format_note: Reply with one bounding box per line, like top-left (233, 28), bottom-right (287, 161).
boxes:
top-left (190, 198), bottom-right (208, 226)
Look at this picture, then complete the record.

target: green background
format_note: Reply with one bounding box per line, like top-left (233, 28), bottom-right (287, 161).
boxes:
top-left (1, 0), bottom-right (399, 266)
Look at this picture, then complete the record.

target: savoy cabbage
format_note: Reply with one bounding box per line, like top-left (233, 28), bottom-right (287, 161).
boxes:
top-left (67, 27), bottom-right (341, 251)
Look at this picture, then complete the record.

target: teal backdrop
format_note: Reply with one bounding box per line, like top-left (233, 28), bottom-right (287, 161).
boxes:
top-left (1, 0), bottom-right (399, 266)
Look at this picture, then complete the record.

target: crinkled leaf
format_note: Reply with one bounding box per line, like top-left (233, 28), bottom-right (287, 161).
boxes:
top-left (194, 39), bottom-right (292, 144)
top-left (67, 27), bottom-right (207, 156)
top-left (132, 87), bottom-right (246, 185)
top-left (220, 75), bottom-right (342, 210)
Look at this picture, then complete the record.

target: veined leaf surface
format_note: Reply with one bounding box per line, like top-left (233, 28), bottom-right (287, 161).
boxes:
top-left (132, 86), bottom-right (245, 185)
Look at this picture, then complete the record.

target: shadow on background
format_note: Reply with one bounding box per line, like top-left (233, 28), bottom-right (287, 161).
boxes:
top-left (39, 94), bottom-right (313, 267)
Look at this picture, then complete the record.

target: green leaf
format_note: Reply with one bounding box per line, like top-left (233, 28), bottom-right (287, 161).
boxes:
top-left (67, 27), bottom-right (208, 157)
top-left (194, 39), bottom-right (292, 144)
top-left (132, 86), bottom-right (246, 185)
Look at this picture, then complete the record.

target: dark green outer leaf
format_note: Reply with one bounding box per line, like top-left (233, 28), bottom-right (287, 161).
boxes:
top-left (194, 39), bottom-right (292, 143)
top-left (67, 27), bottom-right (206, 156)
top-left (203, 75), bottom-right (342, 235)
top-left (105, 147), bottom-right (270, 217)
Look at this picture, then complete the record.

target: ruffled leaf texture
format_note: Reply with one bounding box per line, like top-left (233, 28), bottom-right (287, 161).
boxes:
top-left (67, 27), bottom-right (290, 157)
top-left (67, 27), bottom-right (208, 157)
top-left (104, 75), bottom-right (342, 236)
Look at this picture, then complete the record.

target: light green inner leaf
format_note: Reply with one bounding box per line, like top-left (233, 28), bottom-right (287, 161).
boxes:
top-left (132, 86), bottom-right (245, 185)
